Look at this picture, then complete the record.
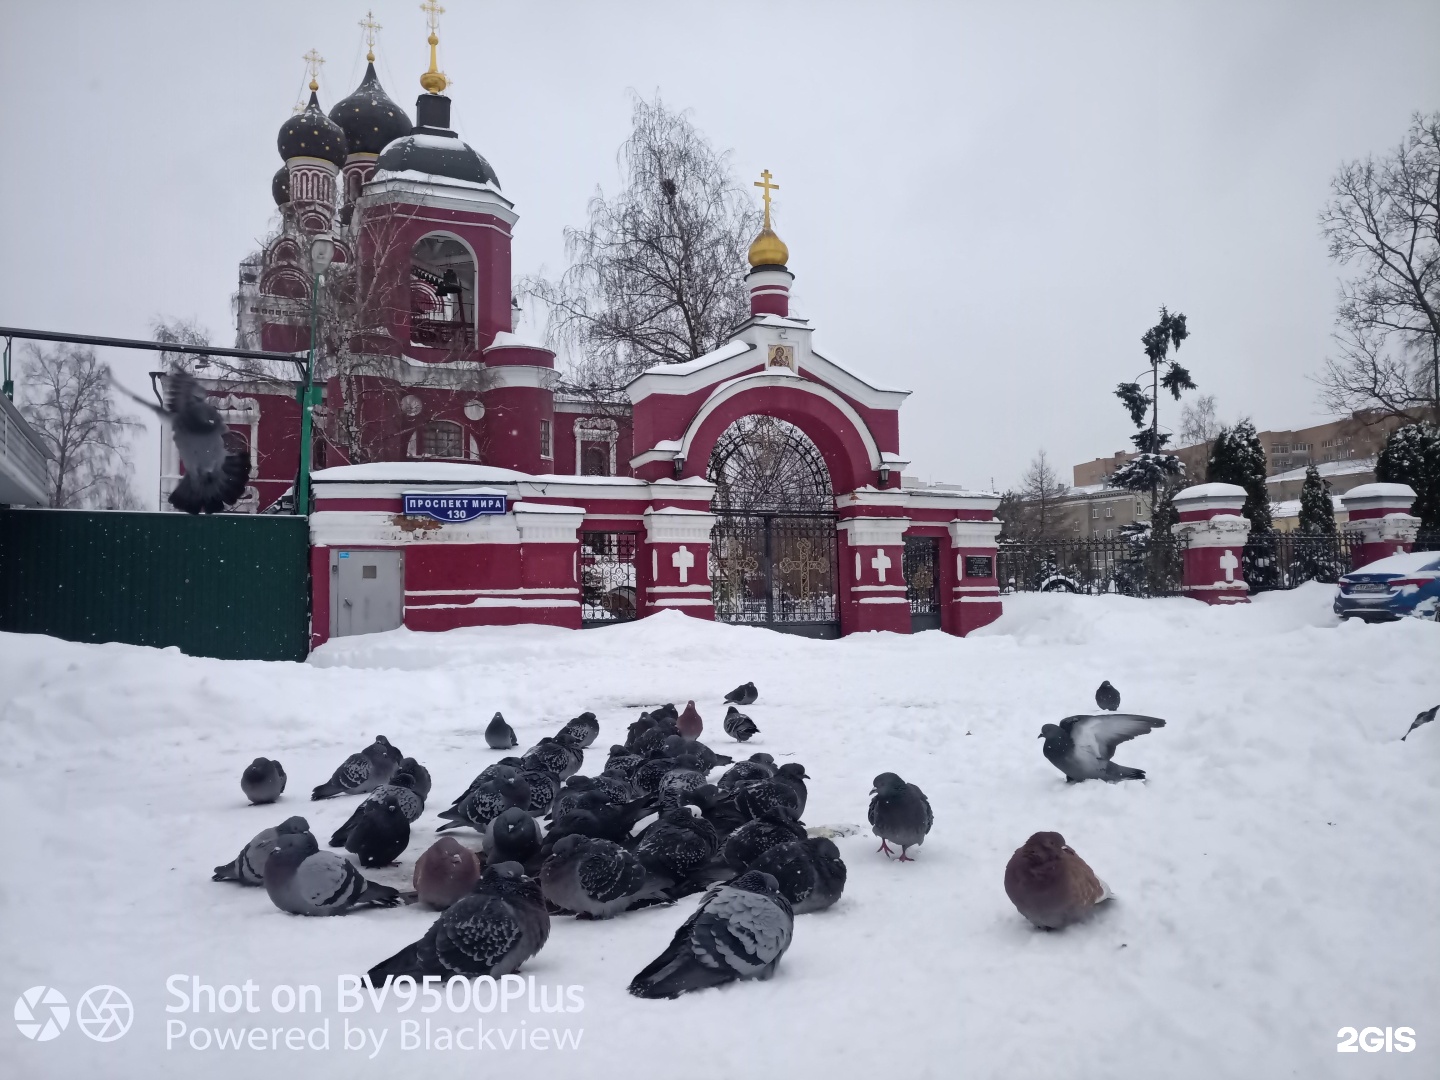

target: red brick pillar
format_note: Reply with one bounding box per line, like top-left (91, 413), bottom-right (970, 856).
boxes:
top-left (837, 516), bottom-right (912, 634)
top-left (640, 507), bottom-right (716, 620)
top-left (1341, 483), bottom-right (1420, 568)
top-left (1173, 483), bottom-right (1252, 605)
top-left (946, 518), bottom-right (1003, 635)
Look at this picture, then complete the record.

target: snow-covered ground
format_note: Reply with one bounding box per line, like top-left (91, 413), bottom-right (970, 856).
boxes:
top-left (1, 585), bottom-right (1437, 1079)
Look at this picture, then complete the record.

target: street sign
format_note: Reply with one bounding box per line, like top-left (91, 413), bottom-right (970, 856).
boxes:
top-left (402, 493), bottom-right (507, 522)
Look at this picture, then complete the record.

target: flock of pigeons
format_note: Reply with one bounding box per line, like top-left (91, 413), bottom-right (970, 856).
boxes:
top-left (211, 677), bottom-right (1194, 998)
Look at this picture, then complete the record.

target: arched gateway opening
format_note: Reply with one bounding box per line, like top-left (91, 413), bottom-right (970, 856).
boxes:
top-left (707, 416), bottom-right (840, 638)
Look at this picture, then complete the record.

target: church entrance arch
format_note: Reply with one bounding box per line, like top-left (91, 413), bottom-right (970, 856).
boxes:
top-left (707, 416), bottom-right (840, 638)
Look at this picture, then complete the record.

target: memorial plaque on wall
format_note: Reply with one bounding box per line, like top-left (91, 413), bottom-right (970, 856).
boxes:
top-left (963, 555), bottom-right (994, 579)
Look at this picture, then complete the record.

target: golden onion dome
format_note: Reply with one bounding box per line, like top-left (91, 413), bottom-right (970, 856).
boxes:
top-left (748, 227), bottom-right (789, 268)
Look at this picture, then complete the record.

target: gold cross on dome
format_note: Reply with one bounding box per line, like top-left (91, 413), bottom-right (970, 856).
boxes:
top-left (302, 48), bottom-right (325, 91)
top-left (359, 11), bottom-right (382, 61)
top-left (421, 0), bottom-right (445, 34)
top-left (754, 169), bottom-right (779, 228)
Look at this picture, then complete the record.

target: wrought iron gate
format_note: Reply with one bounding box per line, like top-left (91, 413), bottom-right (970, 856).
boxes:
top-left (580, 531), bottom-right (638, 625)
top-left (708, 417), bottom-right (840, 638)
top-left (904, 536), bottom-right (942, 631)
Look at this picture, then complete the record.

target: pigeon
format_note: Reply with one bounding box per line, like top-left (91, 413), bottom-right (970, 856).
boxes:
top-left (436, 775), bottom-right (532, 834)
top-left (660, 734), bottom-right (732, 771)
top-left (311, 737), bottom-right (402, 800)
top-left (263, 831), bottom-right (400, 914)
top-left (1003, 831), bottom-right (1112, 930)
top-left (1402, 705), bottom-right (1438, 741)
top-left (1095, 681), bottom-right (1121, 712)
top-left (451, 758), bottom-right (525, 807)
top-left (367, 862), bottom-right (549, 983)
top-left (717, 754), bottom-right (777, 791)
top-left (521, 737), bottom-right (583, 780)
top-left (627, 716), bottom-right (679, 756)
top-left (118, 369), bottom-right (250, 514)
top-left (541, 798), bottom-right (658, 852)
top-left (329, 774), bottom-right (426, 847)
top-left (685, 784), bottom-right (750, 838)
top-left (540, 835), bottom-right (671, 918)
top-left (868, 773), bottom-right (933, 861)
top-left (678, 701), bottom-right (704, 740)
top-left (413, 837), bottom-right (482, 909)
top-left (651, 703), bottom-right (679, 723)
top-left (551, 774), bottom-right (633, 819)
top-left (772, 762), bottom-right (810, 818)
top-left (723, 808), bottom-right (808, 870)
top-left (635, 808), bottom-right (720, 884)
top-left (631, 754), bottom-right (688, 798)
top-left (735, 778), bottom-right (803, 822)
top-left (656, 761), bottom-right (712, 809)
top-left (482, 807), bottom-right (542, 869)
top-left (749, 837), bottom-right (847, 914)
top-left (1039, 714), bottom-right (1166, 782)
top-left (344, 796), bottom-right (411, 868)
top-left (627, 871), bottom-right (794, 998)
top-left (517, 769), bottom-right (562, 817)
top-left (556, 712), bottom-right (600, 749)
top-left (485, 712), bottom-right (519, 750)
top-left (240, 757), bottom-right (286, 804)
top-left (212, 816), bottom-right (311, 884)
top-left (724, 682), bottom-right (759, 707)
top-left (602, 745), bottom-right (646, 785)
top-left (395, 758), bottom-right (432, 801)
top-left (723, 706), bottom-right (760, 742)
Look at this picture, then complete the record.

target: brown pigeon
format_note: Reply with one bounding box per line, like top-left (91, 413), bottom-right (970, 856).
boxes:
top-left (678, 700), bottom-right (703, 741)
top-left (1003, 831), bottom-right (1111, 929)
top-left (413, 837), bottom-right (482, 909)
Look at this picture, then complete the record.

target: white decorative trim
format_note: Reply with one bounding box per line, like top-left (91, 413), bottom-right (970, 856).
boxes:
top-left (1177, 513), bottom-right (1251, 549)
top-left (484, 365), bottom-right (560, 391)
top-left (858, 596), bottom-right (909, 605)
top-left (645, 584), bottom-right (714, 594)
top-left (407, 587), bottom-right (574, 597)
top-left (651, 597), bottom-right (714, 607)
top-left (407, 598), bottom-right (579, 610)
top-left (837, 516), bottom-right (911, 547)
top-left (952, 585), bottom-right (1000, 593)
top-left (948, 519), bottom-right (1003, 548)
top-left (644, 507), bottom-right (717, 544)
top-left (211, 394), bottom-right (262, 480)
top-left (1351, 512), bottom-right (1421, 545)
top-left (958, 596), bottom-right (1003, 604)
top-left (311, 510), bottom-right (522, 546)
top-left (513, 503), bottom-right (585, 544)
top-left (851, 584), bottom-right (908, 593)
top-left (1182, 582), bottom-right (1250, 593)
top-left (574, 416), bottom-right (620, 476)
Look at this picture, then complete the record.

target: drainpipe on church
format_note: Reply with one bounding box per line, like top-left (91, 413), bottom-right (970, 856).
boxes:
top-left (295, 232), bottom-right (334, 515)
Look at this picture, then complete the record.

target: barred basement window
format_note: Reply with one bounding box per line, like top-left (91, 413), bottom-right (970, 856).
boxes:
top-left (540, 419), bottom-right (552, 459)
top-left (423, 421), bottom-right (462, 459)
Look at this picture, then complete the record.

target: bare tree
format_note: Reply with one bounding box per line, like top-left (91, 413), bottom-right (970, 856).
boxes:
top-left (1316, 111), bottom-right (1439, 421)
top-left (1178, 393), bottom-right (1221, 445)
top-left (1016, 449), bottom-right (1070, 536)
top-left (524, 94), bottom-right (762, 399)
top-left (19, 344), bottom-right (142, 509)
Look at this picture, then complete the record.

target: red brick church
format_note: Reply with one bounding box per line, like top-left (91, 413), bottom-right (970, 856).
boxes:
top-left (170, 11), bottom-right (1002, 645)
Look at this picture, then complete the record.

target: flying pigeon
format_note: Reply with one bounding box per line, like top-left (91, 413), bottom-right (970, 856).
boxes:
top-left (482, 806), bottom-right (542, 870)
top-left (678, 701), bottom-right (704, 740)
top-left (1039, 714), bottom-right (1166, 782)
top-left (1003, 831), bottom-right (1112, 930)
top-left (723, 808), bottom-right (809, 870)
top-left (717, 754), bottom-right (777, 791)
top-left (212, 816), bottom-right (311, 885)
top-left (263, 832), bottom-right (400, 915)
top-left (412, 837), bottom-right (482, 910)
top-left (869, 773), bottom-right (933, 861)
top-left (749, 837), bottom-right (847, 914)
top-left (485, 712), bottom-right (519, 750)
top-left (329, 773), bottom-right (426, 847)
top-left (627, 871), bottom-right (794, 998)
top-left (367, 862), bottom-right (549, 983)
top-left (556, 712), bottom-right (600, 749)
top-left (311, 736), bottom-right (402, 800)
top-left (724, 682), bottom-right (759, 707)
top-left (436, 775), bottom-right (532, 835)
top-left (1402, 705), bottom-right (1438, 741)
top-left (723, 706), bottom-right (760, 743)
top-left (1095, 681), bottom-right (1121, 712)
top-left (539, 835), bottom-right (671, 918)
top-left (344, 797), bottom-right (411, 868)
top-left (240, 757), bottom-right (286, 804)
top-left (118, 369), bottom-right (250, 514)
top-left (521, 737), bottom-right (583, 780)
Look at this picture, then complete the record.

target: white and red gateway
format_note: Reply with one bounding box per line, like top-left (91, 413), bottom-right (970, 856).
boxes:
top-left (170, 39), bottom-right (1002, 645)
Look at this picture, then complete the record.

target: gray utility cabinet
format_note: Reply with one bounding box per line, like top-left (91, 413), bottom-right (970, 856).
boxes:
top-left (330, 549), bottom-right (404, 638)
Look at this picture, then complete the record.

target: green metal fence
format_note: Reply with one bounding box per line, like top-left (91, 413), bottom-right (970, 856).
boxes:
top-left (0, 508), bottom-right (310, 661)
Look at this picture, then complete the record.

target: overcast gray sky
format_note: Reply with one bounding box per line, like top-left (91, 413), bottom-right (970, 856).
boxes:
top-left (2, 0), bottom-right (1437, 504)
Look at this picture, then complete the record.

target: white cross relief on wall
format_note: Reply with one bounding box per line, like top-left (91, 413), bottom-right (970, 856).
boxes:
top-left (672, 545), bottom-right (695, 584)
top-left (1219, 549), bottom-right (1239, 583)
top-left (870, 548), bottom-right (892, 582)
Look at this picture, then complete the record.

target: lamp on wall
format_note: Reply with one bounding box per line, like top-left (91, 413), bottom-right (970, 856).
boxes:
top-left (878, 466), bottom-right (891, 486)
top-left (673, 456), bottom-right (685, 479)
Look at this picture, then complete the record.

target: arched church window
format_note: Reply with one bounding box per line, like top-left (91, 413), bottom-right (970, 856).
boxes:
top-left (410, 234), bottom-right (476, 349)
top-left (421, 421), bottom-right (463, 459)
top-left (582, 445), bottom-right (609, 476)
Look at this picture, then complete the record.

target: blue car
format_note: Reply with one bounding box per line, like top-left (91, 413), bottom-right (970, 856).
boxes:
top-left (1334, 549), bottom-right (1440, 622)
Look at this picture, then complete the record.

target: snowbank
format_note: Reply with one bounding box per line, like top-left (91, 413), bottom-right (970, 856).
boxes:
top-left (1, 589), bottom-right (1436, 1079)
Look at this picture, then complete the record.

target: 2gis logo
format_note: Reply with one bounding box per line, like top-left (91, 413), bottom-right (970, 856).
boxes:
top-left (1336, 1026), bottom-right (1416, 1053)
top-left (13, 985), bottom-right (133, 1044)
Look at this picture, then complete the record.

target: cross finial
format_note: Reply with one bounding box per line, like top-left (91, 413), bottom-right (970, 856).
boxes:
top-left (754, 169), bottom-right (779, 230)
top-left (421, 0), bottom-right (445, 34)
top-left (302, 48), bottom-right (325, 93)
top-left (359, 11), bottom-right (382, 62)
top-left (419, 0), bottom-right (448, 93)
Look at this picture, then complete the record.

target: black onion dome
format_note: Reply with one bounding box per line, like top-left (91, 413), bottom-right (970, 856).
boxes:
top-left (271, 166), bottom-right (290, 206)
top-left (277, 92), bottom-right (347, 167)
top-left (329, 63), bottom-right (413, 156)
top-left (373, 93), bottom-right (499, 187)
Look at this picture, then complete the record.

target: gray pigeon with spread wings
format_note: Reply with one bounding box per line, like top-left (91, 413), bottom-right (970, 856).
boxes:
top-left (262, 832), bottom-right (399, 914)
top-left (1040, 714), bottom-right (1166, 782)
top-left (1401, 705), bottom-right (1437, 741)
top-left (120, 369), bottom-right (250, 514)
top-left (627, 870), bottom-right (794, 998)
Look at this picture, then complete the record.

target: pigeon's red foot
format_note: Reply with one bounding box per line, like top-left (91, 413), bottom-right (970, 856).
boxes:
top-left (897, 849), bottom-right (915, 863)
top-left (877, 840), bottom-right (894, 857)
